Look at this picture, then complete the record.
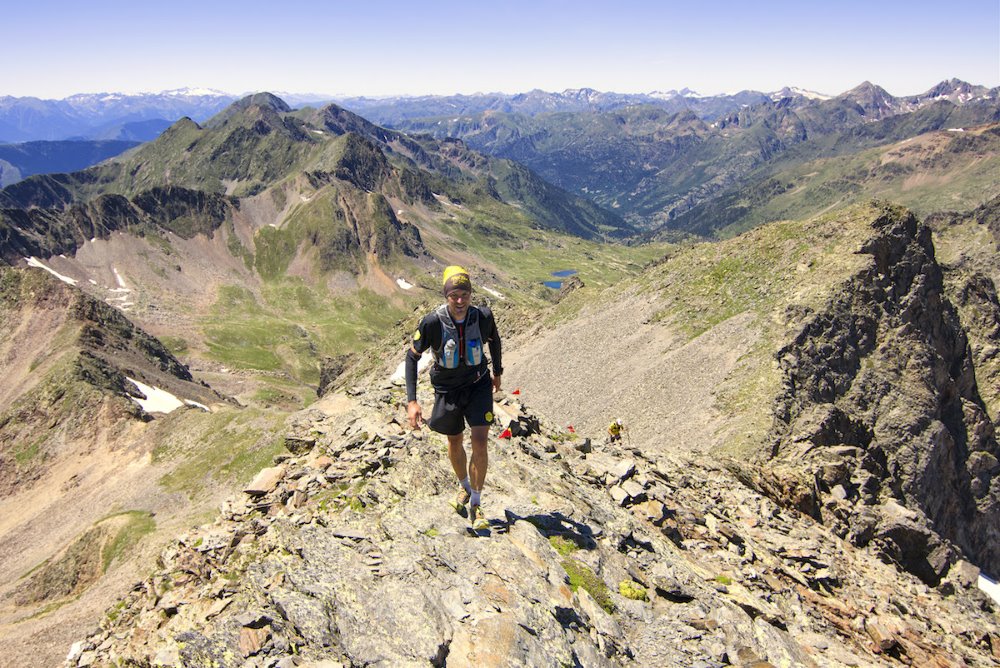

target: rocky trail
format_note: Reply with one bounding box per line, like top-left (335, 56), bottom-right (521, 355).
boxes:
top-left (66, 381), bottom-right (1000, 667)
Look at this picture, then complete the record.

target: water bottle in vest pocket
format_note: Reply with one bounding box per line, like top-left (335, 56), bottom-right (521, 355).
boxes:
top-left (467, 338), bottom-right (482, 366)
top-left (442, 338), bottom-right (459, 368)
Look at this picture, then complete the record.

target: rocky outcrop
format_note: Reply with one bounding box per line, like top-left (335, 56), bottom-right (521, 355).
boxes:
top-left (207, 122), bottom-right (311, 189)
top-left (0, 187), bottom-right (237, 264)
top-left (263, 188), bottom-right (423, 279)
top-left (0, 193), bottom-right (142, 262)
top-left (67, 385), bottom-right (1000, 667)
top-left (946, 269), bottom-right (1000, 423)
top-left (0, 171), bottom-right (93, 210)
top-left (333, 135), bottom-right (392, 192)
top-left (770, 205), bottom-right (1000, 583)
top-left (360, 192), bottom-right (423, 261)
top-left (316, 355), bottom-right (351, 398)
top-left (558, 275), bottom-right (585, 300)
top-left (132, 186), bottom-right (235, 239)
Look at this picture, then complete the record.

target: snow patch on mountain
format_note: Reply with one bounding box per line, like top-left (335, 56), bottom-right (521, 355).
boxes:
top-left (161, 87), bottom-right (231, 97)
top-left (126, 377), bottom-right (209, 414)
top-left (113, 267), bottom-right (128, 289)
top-left (26, 257), bottom-right (77, 286)
top-left (981, 574), bottom-right (1000, 605)
top-left (770, 86), bottom-right (833, 101)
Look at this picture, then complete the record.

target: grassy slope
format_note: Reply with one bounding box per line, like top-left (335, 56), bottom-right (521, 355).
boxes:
top-left (634, 203), bottom-right (881, 456)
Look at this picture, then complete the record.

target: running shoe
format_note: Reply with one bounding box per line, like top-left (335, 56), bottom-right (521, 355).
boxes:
top-left (471, 504), bottom-right (488, 531)
top-left (449, 488), bottom-right (471, 516)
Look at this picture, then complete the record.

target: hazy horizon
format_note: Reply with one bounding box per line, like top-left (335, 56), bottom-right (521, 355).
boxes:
top-left (4, 0), bottom-right (998, 100)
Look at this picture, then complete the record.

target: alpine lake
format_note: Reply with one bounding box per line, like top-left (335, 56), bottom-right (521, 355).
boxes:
top-left (543, 269), bottom-right (578, 289)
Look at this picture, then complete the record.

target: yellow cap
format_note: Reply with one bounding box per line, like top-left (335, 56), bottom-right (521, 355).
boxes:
top-left (442, 265), bottom-right (472, 295)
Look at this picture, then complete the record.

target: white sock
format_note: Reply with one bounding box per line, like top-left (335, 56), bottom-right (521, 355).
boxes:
top-left (470, 490), bottom-right (482, 507)
top-left (460, 477), bottom-right (472, 494)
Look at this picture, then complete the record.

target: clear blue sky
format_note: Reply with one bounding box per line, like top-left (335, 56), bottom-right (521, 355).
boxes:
top-left (5, 0), bottom-right (998, 99)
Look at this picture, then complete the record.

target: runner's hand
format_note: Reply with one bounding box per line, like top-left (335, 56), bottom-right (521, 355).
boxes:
top-left (492, 374), bottom-right (502, 392)
top-left (407, 401), bottom-right (423, 429)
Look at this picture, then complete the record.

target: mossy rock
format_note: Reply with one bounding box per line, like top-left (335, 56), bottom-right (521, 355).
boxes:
top-left (618, 579), bottom-right (648, 601)
top-left (562, 557), bottom-right (615, 613)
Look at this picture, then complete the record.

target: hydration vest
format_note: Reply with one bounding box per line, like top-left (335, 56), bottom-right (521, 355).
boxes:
top-left (434, 304), bottom-right (484, 369)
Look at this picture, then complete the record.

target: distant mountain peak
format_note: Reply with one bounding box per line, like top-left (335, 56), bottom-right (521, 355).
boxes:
top-left (201, 92), bottom-right (295, 133)
top-left (648, 89), bottom-right (681, 100)
top-left (645, 88), bottom-right (702, 100)
top-left (917, 78), bottom-right (995, 104)
top-left (160, 87), bottom-right (231, 98)
top-left (231, 92), bottom-right (292, 113)
top-left (843, 80), bottom-right (889, 96)
top-left (770, 86), bottom-right (832, 101)
top-left (838, 82), bottom-right (898, 119)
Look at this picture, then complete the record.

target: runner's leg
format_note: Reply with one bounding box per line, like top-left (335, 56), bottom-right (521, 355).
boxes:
top-left (448, 433), bottom-right (468, 481)
top-left (469, 425), bottom-right (489, 492)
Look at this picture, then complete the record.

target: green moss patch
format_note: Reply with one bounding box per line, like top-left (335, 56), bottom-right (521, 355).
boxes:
top-left (618, 580), bottom-right (648, 601)
top-left (549, 535), bottom-right (582, 556)
top-left (561, 557), bottom-right (615, 613)
top-left (12, 437), bottom-right (44, 467)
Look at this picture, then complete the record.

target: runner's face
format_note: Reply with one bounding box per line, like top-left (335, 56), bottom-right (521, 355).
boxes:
top-left (447, 289), bottom-right (471, 318)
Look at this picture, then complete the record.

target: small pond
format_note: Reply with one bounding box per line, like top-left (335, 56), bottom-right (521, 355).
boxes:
top-left (543, 269), bottom-right (578, 289)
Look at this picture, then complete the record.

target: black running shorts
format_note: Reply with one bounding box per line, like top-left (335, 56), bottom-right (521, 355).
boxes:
top-left (428, 374), bottom-right (494, 435)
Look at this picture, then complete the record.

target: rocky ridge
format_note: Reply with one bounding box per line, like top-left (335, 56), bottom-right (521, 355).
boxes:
top-left (0, 266), bottom-right (230, 504)
top-left (497, 202), bottom-right (1000, 602)
top-left (769, 208), bottom-right (1000, 583)
top-left (66, 382), bottom-right (1000, 667)
top-left (0, 267), bottom-right (223, 415)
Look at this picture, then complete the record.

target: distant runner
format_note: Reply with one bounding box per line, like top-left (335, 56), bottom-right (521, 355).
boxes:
top-left (405, 266), bottom-right (503, 531)
top-left (608, 419), bottom-right (624, 443)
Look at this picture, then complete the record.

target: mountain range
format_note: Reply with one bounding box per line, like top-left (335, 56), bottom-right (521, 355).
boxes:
top-left (3, 79), bottom-right (992, 144)
top-left (337, 79), bottom-right (996, 127)
top-left (2, 80), bottom-right (995, 241)
top-left (387, 80), bottom-right (999, 234)
top-left (0, 89), bottom-right (235, 142)
top-left (0, 84), bottom-right (998, 666)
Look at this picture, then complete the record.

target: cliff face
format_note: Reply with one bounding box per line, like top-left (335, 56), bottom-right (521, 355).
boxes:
top-left (770, 207), bottom-right (1000, 583)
